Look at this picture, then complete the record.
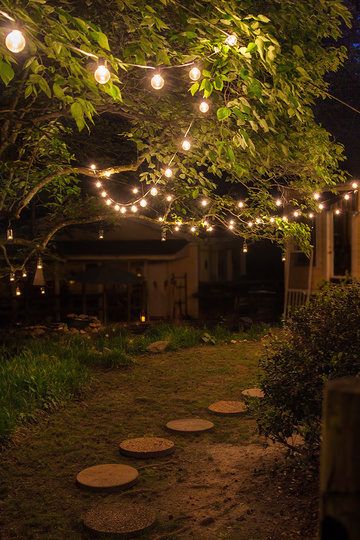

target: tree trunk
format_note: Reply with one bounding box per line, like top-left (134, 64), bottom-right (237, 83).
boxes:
top-left (320, 376), bottom-right (360, 540)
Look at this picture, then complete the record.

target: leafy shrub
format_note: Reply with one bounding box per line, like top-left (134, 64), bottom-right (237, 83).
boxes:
top-left (257, 282), bottom-right (360, 456)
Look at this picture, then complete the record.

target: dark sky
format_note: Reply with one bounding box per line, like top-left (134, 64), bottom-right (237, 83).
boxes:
top-left (316, 0), bottom-right (360, 177)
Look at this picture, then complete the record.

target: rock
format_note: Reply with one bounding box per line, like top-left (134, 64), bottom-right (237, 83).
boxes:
top-left (146, 340), bottom-right (170, 353)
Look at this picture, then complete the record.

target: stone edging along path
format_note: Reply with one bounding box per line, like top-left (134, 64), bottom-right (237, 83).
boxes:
top-left (76, 387), bottom-right (264, 536)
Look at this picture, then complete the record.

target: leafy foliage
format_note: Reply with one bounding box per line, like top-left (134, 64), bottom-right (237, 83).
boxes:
top-left (0, 0), bottom-right (352, 276)
top-left (257, 282), bottom-right (360, 456)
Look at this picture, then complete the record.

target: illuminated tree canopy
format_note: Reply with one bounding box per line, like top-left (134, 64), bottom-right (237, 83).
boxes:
top-left (0, 0), bottom-right (351, 276)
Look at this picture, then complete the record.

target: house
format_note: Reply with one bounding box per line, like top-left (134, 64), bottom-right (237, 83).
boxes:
top-left (284, 182), bottom-right (359, 316)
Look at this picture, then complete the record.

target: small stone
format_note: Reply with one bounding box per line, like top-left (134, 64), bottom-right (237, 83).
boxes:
top-left (166, 418), bottom-right (214, 433)
top-left (76, 464), bottom-right (139, 491)
top-left (208, 400), bottom-right (247, 416)
top-left (146, 340), bottom-right (170, 353)
top-left (119, 437), bottom-right (175, 459)
top-left (242, 387), bottom-right (265, 398)
top-left (82, 501), bottom-right (156, 536)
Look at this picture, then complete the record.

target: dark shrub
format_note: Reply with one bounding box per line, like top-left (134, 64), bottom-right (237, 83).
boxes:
top-left (257, 282), bottom-right (360, 456)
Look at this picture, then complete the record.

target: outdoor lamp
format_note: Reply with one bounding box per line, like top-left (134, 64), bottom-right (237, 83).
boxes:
top-left (189, 66), bottom-right (201, 81)
top-left (5, 29), bottom-right (26, 53)
top-left (151, 72), bottom-right (165, 90)
top-left (94, 61), bottom-right (110, 84)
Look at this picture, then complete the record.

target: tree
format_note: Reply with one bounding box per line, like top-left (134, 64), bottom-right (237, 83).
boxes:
top-left (0, 0), bottom-right (351, 280)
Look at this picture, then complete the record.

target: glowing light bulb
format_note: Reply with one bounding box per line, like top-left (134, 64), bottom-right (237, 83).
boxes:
top-left (90, 163), bottom-right (97, 170)
top-left (166, 195), bottom-right (173, 202)
top-left (104, 171), bottom-right (111, 178)
top-left (40, 287), bottom-right (46, 295)
top-left (99, 228), bottom-right (104, 239)
top-left (275, 199), bottom-right (282, 207)
top-left (131, 205), bottom-right (138, 213)
top-left (238, 201), bottom-right (244, 208)
top-left (203, 220), bottom-right (209, 227)
top-left (106, 198), bottom-right (112, 206)
top-left (190, 226), bottom-right (196, 233)
top-left (282, 216), bottom-right (288, 221)
top-left (225, 34), bottom-right (238, 47)
top-left (15, 286), bottom-right (21, 297)
top-left (182, 139), bottom-right (191, 151)
top-left (352, 182), bottom-right (358, 189)
top-left (175, 225), bottom-right (180, 232)
top-left (22, 269), bottom-right (27, 278)
top-left (335, 209), bottom-right (341, 215)
top-left (96, 181), bottom-right (102, 188)
top-left (114, 204), bottom-right (120, 211)
top-left (313, 192), bottom-right (320, 200)
top-left (120, 207), bottom-right (126, 214)
top-left (318, 203), bottom-right (324, 210)
top-left (9, 272), bottom-right (15, 282)
top-left (101, 190), bottom-right (107, 198)
top-left (344, 193), bottom-right (350, 200)
top-left (189, 66), bottom-right (201, 81)
top-left (140, 199), bottom-right (147, 208)
top-left (207, 226), bottom-right (213, 232)
top-left (282, 255), bottom-right (286, 262)
top-left (158, 217), bottom-right (164, 222)
top-left (243, 243), bottom-right (248, 253)
top-left (309, 212), bottom-right (314, 219)
top-left (7, 228), bottom-right (13, 241)
top-left (293, 211), bottom-right (300, 218)
top-left (150, 187), bottom-right (158, 196)
top-left (132, 187), bottom-right (139, 194)
top-left (229, 223), bottom-right (234, 230)
top-left (37, 257), bottom-right (43, 269)
top-left (255, 218), bottom-right (261, 224)
top-left (94, 64), bottom-right (110, 84)
top-left (151, 72), bottom-right (165, 90)
top-left (201, 199), bottom-right (208, 207)
top-left (270, 217), bottom-right (275, 223)
top-left (164, 168), bottom-right (173, 178)
top-left (248, 221), bottom-right (253, 227)
top-left (199, 100), bottom-right (209, 113)
top-left (5, 30), bottom-right (26, 53)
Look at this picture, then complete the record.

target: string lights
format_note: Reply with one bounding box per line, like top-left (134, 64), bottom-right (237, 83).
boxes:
top-left (94, 61), bottom-right (110, 84)
top-left (6, 228), bottom-right (13, 240)
top-left (5, 29), bottom-right (26, 53)
top-left (151, 72), bottom-right (165, 90)
top-left (189, 66), bottom-right (201, 81)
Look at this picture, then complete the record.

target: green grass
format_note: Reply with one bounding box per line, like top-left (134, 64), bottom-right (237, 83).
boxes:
top-left (0, 323), bottom-right (268, 443)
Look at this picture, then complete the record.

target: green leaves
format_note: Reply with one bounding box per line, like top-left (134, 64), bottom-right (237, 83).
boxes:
top-left (0, 61), bottom-right (14, 86)
top-left (217, 107), bottom-right (231, 120)
top-left (70, 102), bottom-right (85, 131)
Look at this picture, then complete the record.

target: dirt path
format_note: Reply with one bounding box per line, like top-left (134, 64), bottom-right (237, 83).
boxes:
top-left (0, 343), bottom-right (317, 539)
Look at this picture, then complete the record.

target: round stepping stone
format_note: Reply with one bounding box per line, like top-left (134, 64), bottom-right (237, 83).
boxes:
top-left (166, 418), bottom-right (214, 433)
top-left (76, 464), bottom-right (138, 492)
top-left (119, 437), bottom-right (175, 459)
top-left (241, 387), bottom-right (265, 398)
top-left (208, 400), bottom-right (247, 416)
top-left (82, 501), bottom-right (156, 537)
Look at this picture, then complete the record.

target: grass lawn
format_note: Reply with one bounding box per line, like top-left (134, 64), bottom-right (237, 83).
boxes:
top-left (0, 337), bottom-right (316, 539)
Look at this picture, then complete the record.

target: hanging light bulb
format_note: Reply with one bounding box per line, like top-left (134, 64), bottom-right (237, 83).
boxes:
top-left (9, 272), bottom-right (15, 282)
top-left (201, 199), bottom-right (208, 207)
top-left (37, 257), bottom-right (43, 269)
top-left (189, 66), bottom-right (201, 81)
top-left (161, 229), bottom-right (167, 242)
top-left (101, 190), bottom-right (107, 198)
top-left (255, 218), bottom-right (261, 224)
top-left (335, 209), bottom-right (341, 215)
top-left (344, 193), bottom-right (350, 200)
top-left (282, 254), bottom-right (286, 262)
top-left (243, 242), bottom-right (248, 253)
top-left (22, 269), bottom-right (27, 278)
top-left (309, 212), bottom-right (314, 219)
top-left (293, 211), bottom-right (300, 218)
top-left (96, 181), bottom-right (102, 188)
top-left (318, 203), bottom-right (324, 210)
top-left (106, 198), bottom-right (112, 206)
top-left (131, 205), bottom-right (138, 213)
top-left (164, 168), bottom-right (173, 178)
top-left (5, 29), bottom-right (26, 53)
top-left (275, 198), bottom-right (282, 207)
top-left (140, 199), bottom-right (147, 208)
top-left (15, 286), bottom-right (21, 297)
top-left (99, 228), bottom-right (104, 239)
top-left (199, 100), bottom-right (209, 113)
top-left (190, 226), bottom-right (196, 233)
top-left (248, 221), bottom-right (253, 227)
top-left (40, 286), bottom-right (46, 295)
top-left (104, 171), bottom-right (111, 178)
top-left (207, 226), bottom-right (214, 232)
top-left (238, 201), bottom-right (244, 208)
top-left (225, 34), bottom-right (238, 47)
top-left (174, 225), bottom-right (180, 232)
top-left (282, 215), bottom-right (288, 221)
top-left (352, 182), bottom-right (358, 189)
top-left (120, 206), bottom-right (127, 214)
top-left (166, 195), bottom-right (173, 202)
top-left (132, 187), bottom-right (139, 194)
top-left (114, 204), bottom-right (120, 211)
top-left (150, 187), bottom-right (158, 196)
top-left (94, 62), bottom-right (111, 84)
top-left (90, 163), bottom-right (97, 171)
top-left (313, 192), bottom-right (320, 200)
top-left (228, 223), bottom-right (234, 230)
top-left (182, 139), bottom-right (191, 151)
top-left (158, 217), bottom-right (164, 222)
top-left (7, 228), bottom-right (13, 241)
top-left (150, 72), bottom-right (165, 90)
top-left (270, 217), bottom-right (275, 223)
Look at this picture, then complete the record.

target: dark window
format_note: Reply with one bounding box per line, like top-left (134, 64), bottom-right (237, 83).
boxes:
top-left (333, 211), bottom-right (352, 276)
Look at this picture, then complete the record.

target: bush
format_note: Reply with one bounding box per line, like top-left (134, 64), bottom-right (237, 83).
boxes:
top-left (257, 282), bottom-right (360, 456)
